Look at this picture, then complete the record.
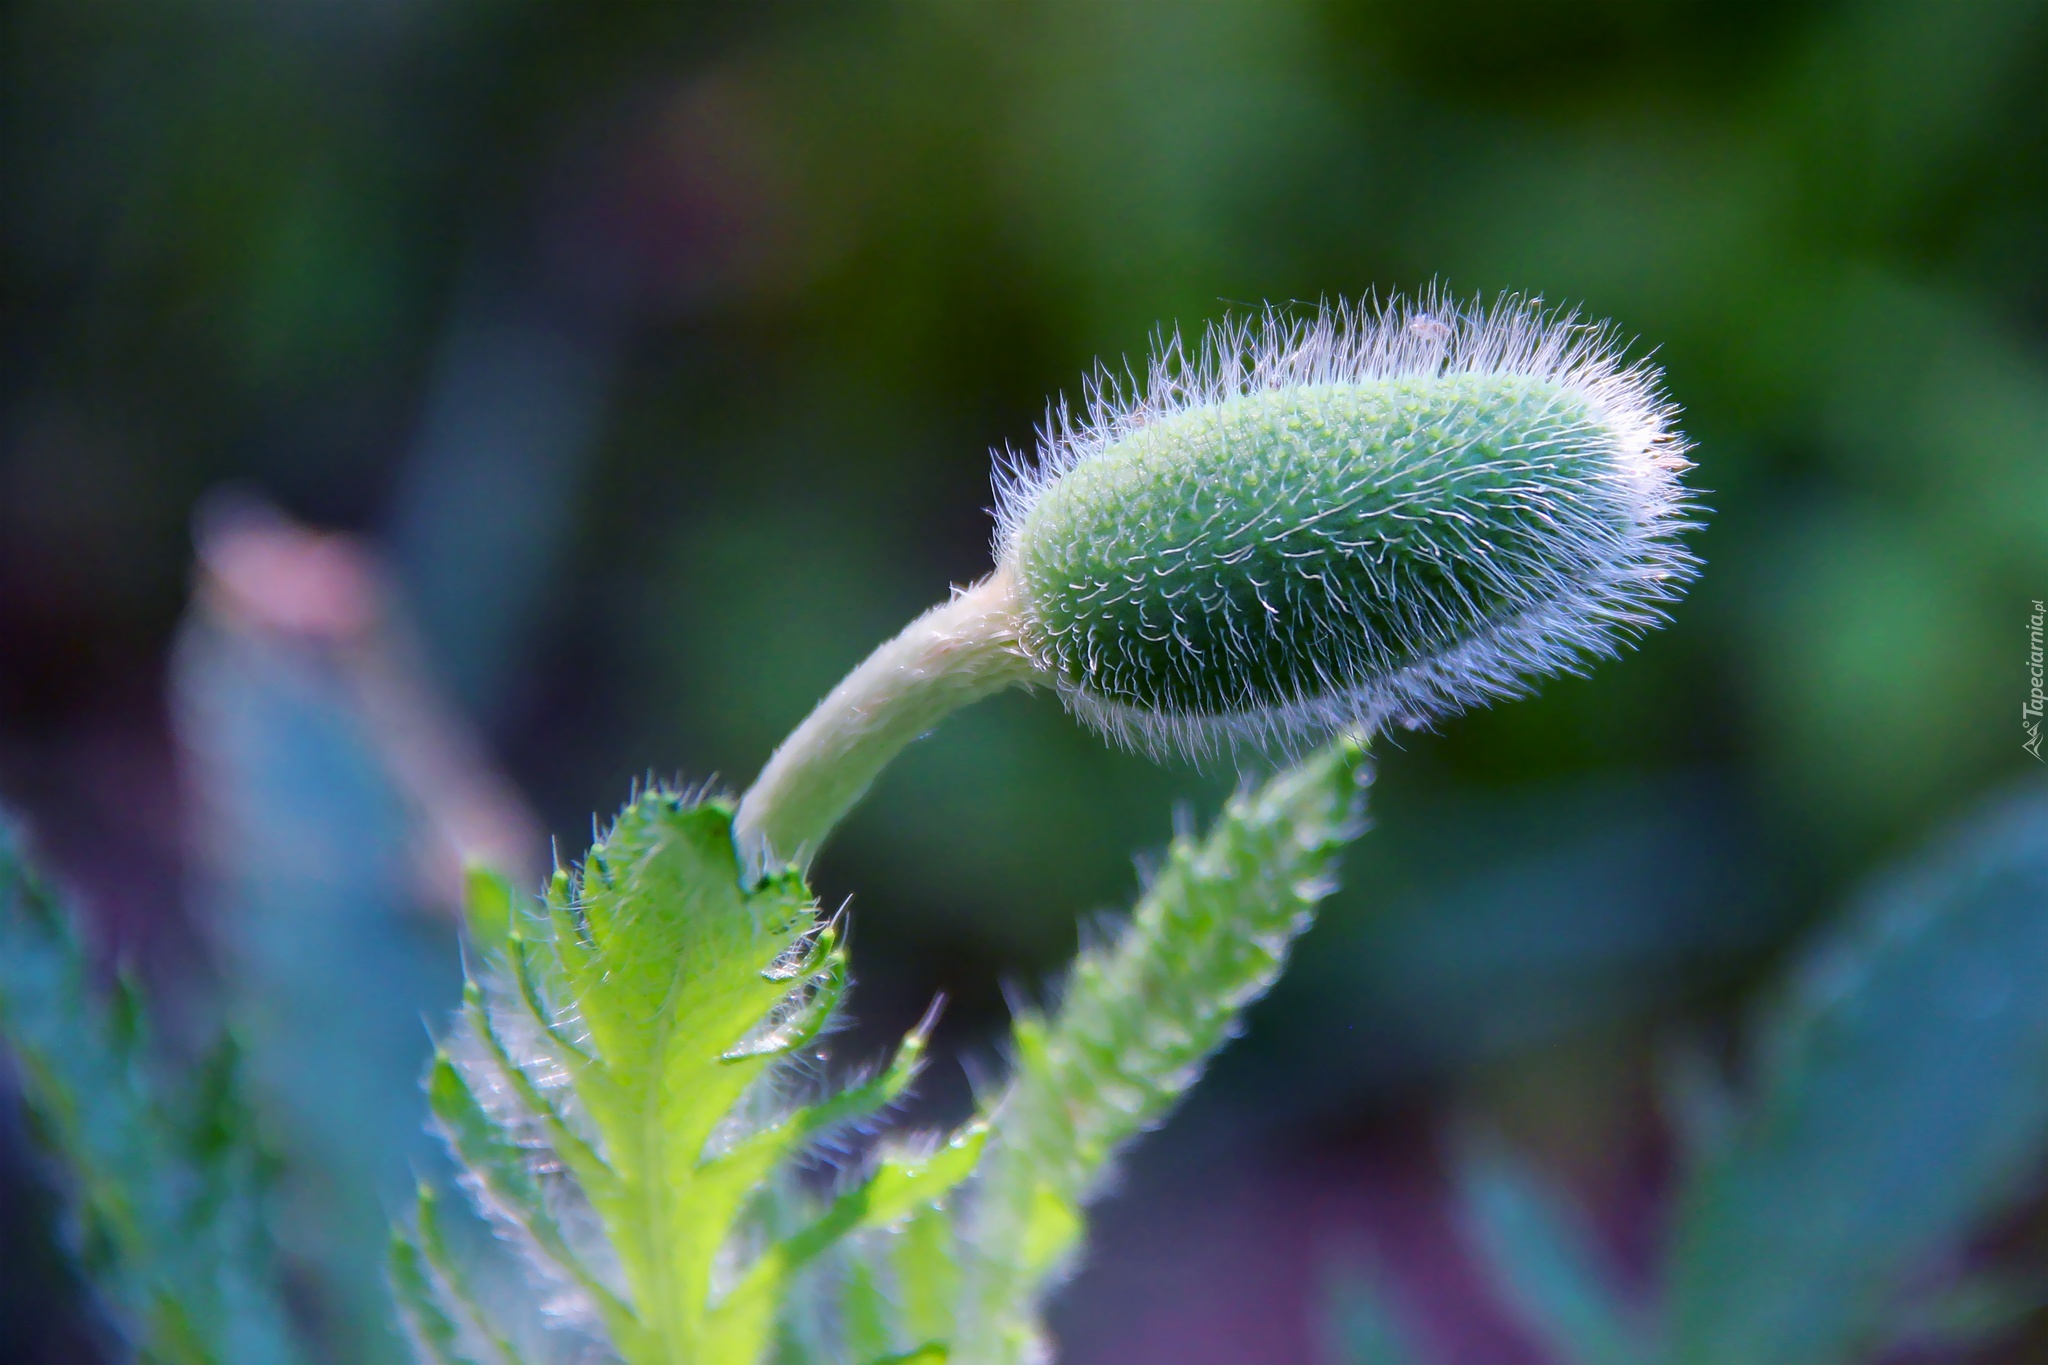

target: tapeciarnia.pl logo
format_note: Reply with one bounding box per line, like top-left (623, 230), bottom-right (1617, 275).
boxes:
top-left (2028, 599), bottom-right (2045, 762)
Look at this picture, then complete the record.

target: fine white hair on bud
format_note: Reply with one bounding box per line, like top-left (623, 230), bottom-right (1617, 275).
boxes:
top-left (992, 290), bottom-right (1700, 759)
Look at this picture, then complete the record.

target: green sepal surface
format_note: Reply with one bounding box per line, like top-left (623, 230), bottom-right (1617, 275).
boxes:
top-left (1013, 376), bottom-right (1620, 715)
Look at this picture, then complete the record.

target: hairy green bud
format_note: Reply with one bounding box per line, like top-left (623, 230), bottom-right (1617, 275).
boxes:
top-left (737, 293), bottom-right (1697, 869)
top-left (993, 294), bottom-right (1698, 756)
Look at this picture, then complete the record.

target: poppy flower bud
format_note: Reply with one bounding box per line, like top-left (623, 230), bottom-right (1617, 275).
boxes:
top-left (993, 293), bottom-right (1697, 757)
top-left (736, 293), bottom-right (1697, 871)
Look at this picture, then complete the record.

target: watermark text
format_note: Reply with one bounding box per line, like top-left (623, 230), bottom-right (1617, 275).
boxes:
top-left (2028, 599), bottom-right (2045, 761)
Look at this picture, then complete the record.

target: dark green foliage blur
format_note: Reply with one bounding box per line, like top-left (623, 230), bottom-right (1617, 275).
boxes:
top-left (1331, 780), bottom-right (2048, 1365)
top-left (0, 828), bottom-right (300, 1364)
top-left (2, 0), bottom-right (2045, 1360)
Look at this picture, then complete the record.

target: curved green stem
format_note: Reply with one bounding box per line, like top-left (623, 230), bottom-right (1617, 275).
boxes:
top-left (734, 569), bottom-right (1035, 878)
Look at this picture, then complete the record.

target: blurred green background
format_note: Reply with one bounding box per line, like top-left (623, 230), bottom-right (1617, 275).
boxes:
top-left (1, 1), bottom-right (2044, 1361)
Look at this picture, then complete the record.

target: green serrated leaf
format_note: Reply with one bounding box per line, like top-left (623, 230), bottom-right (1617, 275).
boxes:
top-left (413, 790), bottom-right (945, 1365)
top-left (708, 998), bottom-right (939, 1206)
top-left (954, 740), bottom-right (1371, 1364)
top-left (414, 1183), bottom-right (530, 1365)
top-left (390, 1225), bottom-right (479, 1365)
top-left (710, 1125), bottom-right (991, 1358)
top-left (463, 867), bottom-right (517, 955)
top-left (894, 1202), bottom-right (960, 1347)
top-left (853, 1127), bottom-right (989, 1239)
top-left (461, 979), bottom-right (614, 1197)
top-left (425, 1052), bottom-right (627, 1330)
top-left (858, 1347), bottom-right (948, 1365)
top-left (506, 931), bottom-right (593, 1066)
top-left (722, 952), bottom-right (847, 1062)
top-left (840, 1253), bottom-right (897, 1364)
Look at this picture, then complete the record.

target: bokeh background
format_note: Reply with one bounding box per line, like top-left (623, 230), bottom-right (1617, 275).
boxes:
top-left (2, 0), bottom-right (2045, 1361)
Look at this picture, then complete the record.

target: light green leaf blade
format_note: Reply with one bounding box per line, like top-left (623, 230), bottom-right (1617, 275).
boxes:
top-left (859, 1348), bottom-right (948, 1365)
top-left (955, 739), bottom-right (1371, 1363)
top-left (711, 1125), bottom-right (990, 1358)
top-left (390, 1228), bottom-right (479, 1365)
top-left (389, 1182), bottom-right (537, 1365)
top-left (463, 867), bottom-right (517, 957)
top-left (893, 1202), bottom-right (961, 1347)
top-left (411, 789), bottom-right (935, 1365)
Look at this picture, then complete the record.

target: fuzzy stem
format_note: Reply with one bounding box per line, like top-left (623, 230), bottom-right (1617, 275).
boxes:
top-left (734, 568), bottom-right (1035, 877)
